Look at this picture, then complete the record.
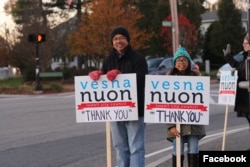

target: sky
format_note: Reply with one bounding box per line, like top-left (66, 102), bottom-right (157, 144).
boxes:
top-left (0, 0), bottom-right (14, 37)
top-left (0, 0), bottom-right (76, 37)
top-left (209, 0), bottom-right (217, 3)
top-left (0, 0), bottom-right (219, 37)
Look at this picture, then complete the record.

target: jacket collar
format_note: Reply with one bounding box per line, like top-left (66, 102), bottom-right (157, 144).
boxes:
top-left (112, 45), bottom-right (132, 58)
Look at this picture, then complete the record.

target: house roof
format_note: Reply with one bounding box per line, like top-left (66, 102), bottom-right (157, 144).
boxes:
top-left (201, 11), bottom-right (218, 22)
top-left (201, 10), bottom-right (247, 23)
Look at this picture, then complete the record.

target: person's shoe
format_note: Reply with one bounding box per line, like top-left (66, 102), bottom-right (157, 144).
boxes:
top-left (172, 154), bottom-right (184, 167)
top-left (188, 153), bottom-right (199, 167)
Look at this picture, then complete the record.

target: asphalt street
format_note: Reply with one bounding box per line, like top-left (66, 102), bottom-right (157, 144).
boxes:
top-left (0, 81), bottom-right (250, 167)
top-left (149, 124), bottom-right (250, 167)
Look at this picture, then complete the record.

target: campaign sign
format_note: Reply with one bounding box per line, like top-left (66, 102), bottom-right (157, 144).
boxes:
top-left (218, 70), bottom-right (238, 105)
top-left (74, 74), bottom-right (138, 123)
top-left (144, 75), bottom-right (210, 125)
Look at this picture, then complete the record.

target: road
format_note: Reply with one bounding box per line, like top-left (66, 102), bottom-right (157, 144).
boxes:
top-left (0, 83), bottom-right (249, 167)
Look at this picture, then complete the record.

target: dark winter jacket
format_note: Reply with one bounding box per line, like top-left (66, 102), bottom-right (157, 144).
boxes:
top-left (166, 69), bottom-right (206, 142)
top-left (225, 51), bottom-right (250, 118)
top-left (102, 45), bottom-right (148, 117)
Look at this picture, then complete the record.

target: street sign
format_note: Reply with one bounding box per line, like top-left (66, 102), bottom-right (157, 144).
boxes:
top-left (162, 21), bottom-right (173, 27)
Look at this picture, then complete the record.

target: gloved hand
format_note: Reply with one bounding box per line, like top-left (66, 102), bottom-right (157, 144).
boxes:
top-left (88, 70), bottom-right (103, 80)
top-left (222, 44), bottom-right (231, 56)
top-left (106, 69), bottom-right (121, 81)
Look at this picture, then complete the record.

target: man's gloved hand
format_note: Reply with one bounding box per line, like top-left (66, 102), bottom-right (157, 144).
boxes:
top-left (222, 44), bottom-right (231, 56)
top-left (106, 69), bottom-right (121, 81)
top-left (88, 70), bottom-right (103, 80)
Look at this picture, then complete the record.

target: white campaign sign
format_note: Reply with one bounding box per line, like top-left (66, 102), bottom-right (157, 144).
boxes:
top-left (144, 75), bottom-right (210, 125)
top-left (218, 70), bottom-right (238, 105)
top-left (75, 74), bottom-right (138, 123)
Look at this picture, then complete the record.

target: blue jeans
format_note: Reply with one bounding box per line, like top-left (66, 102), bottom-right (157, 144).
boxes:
top-left (110, 117), bottom-right (145, 167)
top-left (172, 135), bottom-right (199, 155)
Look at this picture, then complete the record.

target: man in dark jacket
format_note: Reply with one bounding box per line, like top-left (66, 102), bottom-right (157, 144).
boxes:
top-left (89, 26), bottom-right (148, 167)
top-left (223, 34), bottom-right (250, 129)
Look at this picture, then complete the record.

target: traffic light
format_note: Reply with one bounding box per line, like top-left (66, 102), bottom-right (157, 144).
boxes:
top-left (36, 33), bottom-right (45, 43)
top-left (28, 34), bottom-right (46, 43)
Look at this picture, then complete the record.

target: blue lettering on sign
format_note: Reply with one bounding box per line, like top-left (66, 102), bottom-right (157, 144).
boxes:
top-left (102, 80), bottom-right (108, 89)
top-left (79, 79), bottom-right (132, 90)
top-left (174, 81), bottom-right (180, 90)
top-left (150, 80), bottom-right (204, 91)
top-left (162, 81), bottom-right (170, 89)
top-left (80, 81), bottom-right (88, 89)
top-left (91, 81), bottom-right (98, 89)
top-left (221, 74), bottom-right (237, 81)
top-left (151, 81), bottom-right (159, 89)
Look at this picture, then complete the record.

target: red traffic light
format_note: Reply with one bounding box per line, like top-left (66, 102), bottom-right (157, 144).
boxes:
top-left (28, 34), bottom-right (46, 43)
top-left (36, 34), bottom-right (46, 43)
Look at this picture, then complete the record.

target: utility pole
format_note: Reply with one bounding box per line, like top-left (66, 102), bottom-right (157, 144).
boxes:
top-left (169, 1), bottom-right (180, 167)
top-left (170, 0), bottom-right (179, 53)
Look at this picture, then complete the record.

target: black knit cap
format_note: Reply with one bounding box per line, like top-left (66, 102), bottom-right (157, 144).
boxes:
top-left (110, 26), bottom-right (130, 43)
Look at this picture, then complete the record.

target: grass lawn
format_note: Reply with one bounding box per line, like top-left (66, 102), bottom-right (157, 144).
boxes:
top-left (0, 77), bottom-right (74, 94)
top-left (0, 70), bottom-right (217, 94)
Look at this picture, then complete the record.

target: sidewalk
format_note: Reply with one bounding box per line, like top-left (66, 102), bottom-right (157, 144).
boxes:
top-left (147, 125), bottom-right (250, 167)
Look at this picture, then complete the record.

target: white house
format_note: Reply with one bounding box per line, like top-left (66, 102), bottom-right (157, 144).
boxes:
top-left (200, 10), bottom-right (248, 35)
top-left (51, 56), bottom-right (78, 70)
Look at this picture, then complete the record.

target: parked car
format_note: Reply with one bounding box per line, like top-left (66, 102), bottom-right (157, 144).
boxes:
top-left (216, 63), bottom-right (234, 80)
top-left (149, 57), bottom-right (199, 75)
top-left (146, 57), bottom-right (164, 73)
